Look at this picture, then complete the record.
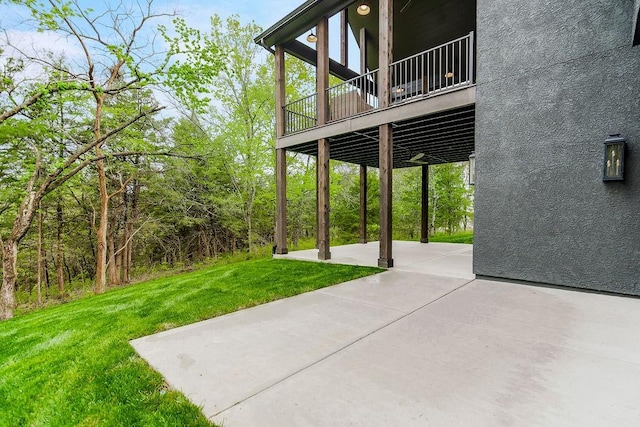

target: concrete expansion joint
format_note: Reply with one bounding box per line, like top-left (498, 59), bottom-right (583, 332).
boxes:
top-left (212, 277), bottom-right (476, 419)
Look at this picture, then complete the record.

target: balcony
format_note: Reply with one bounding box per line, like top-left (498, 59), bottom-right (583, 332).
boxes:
top-left (283, 32), bottom-right (475, 136)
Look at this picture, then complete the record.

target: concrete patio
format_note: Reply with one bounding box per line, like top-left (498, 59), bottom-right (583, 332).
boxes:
top-left (131, 242), bottom-right (640, 426)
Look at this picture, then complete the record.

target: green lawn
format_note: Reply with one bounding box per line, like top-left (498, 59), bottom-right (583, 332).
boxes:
top-left (0, 259), bottom-right (381, 427)
top-left (429, 230), bottom-right (474, 244)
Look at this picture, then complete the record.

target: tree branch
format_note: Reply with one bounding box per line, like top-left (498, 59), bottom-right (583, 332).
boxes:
top-left (39, 106), bottom-right (164, 195)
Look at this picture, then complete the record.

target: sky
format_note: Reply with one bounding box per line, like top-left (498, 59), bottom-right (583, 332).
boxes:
top-left (0, 0), bottom-right (358, 66)
top-left (0, 0), bottom-right (360, 113)
top-left (1, 0), bottom-right (304, 31)
top-left (157, 0), bottom-right (303, 32)
top-left (0, 0), bottom-right (302, 53)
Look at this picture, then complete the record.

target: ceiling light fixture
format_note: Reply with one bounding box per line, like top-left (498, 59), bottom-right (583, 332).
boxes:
top-left (408, 153), bottom-right (429, 165)
top-left (306, 31), bottom-right (318, 43)
top-left (357, 1), bottom-right (371, 16)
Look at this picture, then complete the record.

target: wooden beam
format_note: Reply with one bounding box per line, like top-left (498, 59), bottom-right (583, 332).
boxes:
top-left (378, 0), bottom-right (394, 268)
top-left (378, 0), bottom-right (393, 108)
top-left (275, 148), bottom-right (288, 254)
top-left (340, 10), bottom-right (348, 67)
top-left (360, 165), bottom-right (367, 244)
top-left (318, 138), bottom-right (331, 260)
top-left (275, 45), bottom-right (286, 138)
top-left (316, 157), bottom-right (319, 249)
top-left (359, 27), bottom-right (367, 74)
top-left (378, 124), bottom-right (393, 267)
top-left (421, 165), bottom-right (429, 243)
top-left (316, 16), bottom-right (329, 126)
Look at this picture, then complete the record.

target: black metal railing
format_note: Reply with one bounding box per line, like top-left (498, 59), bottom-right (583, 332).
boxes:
top-left (284, 93), bottom-right (317, 134)
top-left (282, 32), bottom-right (475, 135)
top-left (390, 32), bottom-right (474, 103)
top-left (326, 69), bottom-right (379, 122)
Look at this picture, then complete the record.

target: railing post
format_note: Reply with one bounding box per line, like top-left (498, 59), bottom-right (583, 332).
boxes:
top-left (469, 31), bottom-right (474, 84)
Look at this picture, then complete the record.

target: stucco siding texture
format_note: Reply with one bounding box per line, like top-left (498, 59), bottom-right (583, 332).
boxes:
top-left (474, 0), bottom-right (640, 294)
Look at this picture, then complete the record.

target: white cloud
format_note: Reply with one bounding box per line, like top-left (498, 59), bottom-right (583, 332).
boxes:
top-left (4, 29), bottom-right (84, 59)
top-left (157, 0), bottom-right (303, 32)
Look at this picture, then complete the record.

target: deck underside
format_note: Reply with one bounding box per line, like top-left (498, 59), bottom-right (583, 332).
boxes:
top-left (279, 88), bottom-right (475, 168)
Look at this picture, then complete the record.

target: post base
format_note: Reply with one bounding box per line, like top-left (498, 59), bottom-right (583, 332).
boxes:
top-left (420, 238), bottom-right (429, 244)
top-left (274, 245), bottom-right (288, 255)
top-left (378, 258), bottom-right (394, 268)
top-left (318, 251), bottom-right (332, 261)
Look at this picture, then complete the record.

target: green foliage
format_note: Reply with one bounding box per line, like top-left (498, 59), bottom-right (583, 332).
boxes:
top-left (430, 163), bottom-right (473, 234)
top-left (392, 163), bottom-right (473, 238)
top-left (159, 17), bottom-right (226, 112)
top-left (0, 259), bottom-right (380, 426)
top-left (430, 230), bottom-right (474, 244)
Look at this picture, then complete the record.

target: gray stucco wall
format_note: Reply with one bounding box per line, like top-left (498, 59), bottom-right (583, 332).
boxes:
top-left (474, 0), bottom-right (640, 295)
top-left (634, 0), bottom-right (640, 45)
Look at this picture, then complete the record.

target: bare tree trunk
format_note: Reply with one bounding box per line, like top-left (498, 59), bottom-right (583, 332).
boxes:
top-left (116, 189), bottom-right (127, 283)
top-left (1, 239), bottom-right (19, 319)
top-left (94, 154), bottom-right (109, 294)
top-left (36, 207), bottom-right (43, 306)
top-left (56, 200), bottom-right (64, 294)
top-left (56, 113), bottom-right (65, 295)
top-left (123, 181), bottom-right (138, 283)
top-left (1, 167), bottom-right (40, 319)
top-left (107, 225), bottom-right (118, 286)
top-left (44, 249), bottom-right (50, 298)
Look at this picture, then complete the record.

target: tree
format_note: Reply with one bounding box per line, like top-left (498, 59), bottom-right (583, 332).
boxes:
top-left (204, 15), bottom-right (275, 253)
top-left (430, 163), bottom-right (472, 235)
top-left (0, 0), bottom-right (224, 319)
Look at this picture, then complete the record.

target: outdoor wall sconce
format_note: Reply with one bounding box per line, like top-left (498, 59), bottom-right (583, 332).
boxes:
top-left (357, 1), bottom-right (371, 15)
top-left (469, 152), bottom-right (476, 185)
top-left (306, 31), bottom-right (318, 43)
top-left (603, 134), bottom-right (625, 181)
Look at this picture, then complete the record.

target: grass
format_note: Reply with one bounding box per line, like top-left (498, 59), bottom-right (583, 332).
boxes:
top-left (429, 230), bottom-right (473, 244)
top-left (0, 258), bottom-right (381, 427)
top-left (14, 246), bottom-right (276, 316)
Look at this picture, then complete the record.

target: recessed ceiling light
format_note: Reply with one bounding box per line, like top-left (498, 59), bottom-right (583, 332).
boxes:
top-left (357, 1), bottom-right (371, 16)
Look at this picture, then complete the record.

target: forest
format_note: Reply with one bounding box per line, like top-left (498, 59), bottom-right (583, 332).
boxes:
top-left (0, 0), bottom-right (472, 319)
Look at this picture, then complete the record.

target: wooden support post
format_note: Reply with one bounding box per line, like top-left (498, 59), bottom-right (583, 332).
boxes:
top-left (378, 0), bottom-right (394, 268)
top-left (340, 10), bottom-right (348, 67)
top-left (274, 45), bottom-right (288, 255)
top-left (275, 148), bottom-right (288, 254)
top-left (275, 45), bottom-right (286, 138)
top-left (317, 16), bottom-right (329, 126)
top-left (421, 165), bottom-right (429, 243)
top-left (360, 165), bottom-right (368, 244)
top-left (378, 0), bottom-right (393, 109)
top-left (378, 124), bottom-right (393, 267)
top-left (316, 16), bottom-right (330, 259)
top-left (359, 27), bottom-right (367, 74)
top-left (316, 157), bottom-right (319, 249)
top-left (318, 139), bottom-right (331, 260)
